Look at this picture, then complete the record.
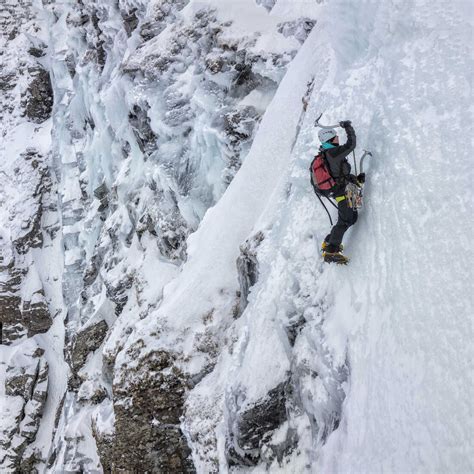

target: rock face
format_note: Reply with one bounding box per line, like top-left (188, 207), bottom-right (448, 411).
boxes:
top-left (0, 34), bottom-right (56, 345)
top-left (0, 1), bottom-right (63, 473)
top-left (236, 231), bottom-right (265, 316)
top-left (110, 350), bottom-right (194, 472)
top-left (24, 67), bottom-right (54, 123)
top-left (0, 261), bottom-right (25, 344)
top-left (70, 320), bottom-right (109, 382)
top-left (0, 341), bottom-right (49, 472)
top-left (22, 289), bottom-right (53, 337)
top-left (227, 381), bottom-right (292, 467)
top-left (0, 148), bottom-right (55, 346)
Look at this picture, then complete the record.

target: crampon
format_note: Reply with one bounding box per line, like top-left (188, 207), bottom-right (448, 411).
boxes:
top-left (323, 251), bottom-right (350, 265)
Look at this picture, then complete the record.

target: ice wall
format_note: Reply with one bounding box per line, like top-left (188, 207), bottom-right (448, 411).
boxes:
top-left (1, 0), bottom-right (471, 472)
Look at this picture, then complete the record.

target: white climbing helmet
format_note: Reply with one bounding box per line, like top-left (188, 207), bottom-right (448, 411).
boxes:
top-left (318, 128), bottom-right (337, 143)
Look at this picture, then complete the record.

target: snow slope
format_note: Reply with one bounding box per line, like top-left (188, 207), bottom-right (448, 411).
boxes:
top-left (208, 0), bottom-right (473, 471)
top-left (1, 0), bottom-right (472, 471)
top-left (152, 0), bottom-right (473, 471)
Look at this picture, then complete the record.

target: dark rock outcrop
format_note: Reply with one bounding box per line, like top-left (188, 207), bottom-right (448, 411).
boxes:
top-left (24, 67), bottom-right (53, 123)
top-left (0, 148), bottom-right (54, 345)
top-left (14, 149), bottom-right (53, 255)
top-left (28, 45), bottom-right (46, 58)
top-left (121, 7), bottom-right (139, 37)
top-left (22, 289), bottom-right (53, 337)
top-left (0, 72), bottom-right (16, 91)
top-left (139, 0), bottom-right (189, 41)
top-left (104, 274), bottom-right (134, 316)
top-left (227, 381), bottom-right (296, 467)
top-left (70, 320), bottom-right (109, 377)
top-left (0, 261), bottom-right (24, 344)
top-left (1, 342), bottom-right (49, 471)
top-left (110, 349), bottom-right (195, 473)
top-left (236, 231), bottom-right (264, 316)
top-left (285, 315), bottom-right (307, 347)
top-left (128, 104), bottom-right (158, 156)
top-left (92, 426), bottom-right (114, 474)
top-left (93, 181), bottom-right (109, 212)
top-left (0, 263), bottom-right (53, 344)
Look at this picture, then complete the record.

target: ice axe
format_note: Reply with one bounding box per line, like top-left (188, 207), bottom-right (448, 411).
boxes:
top-left (359, 149), bottom-right (373, 173)
top-left (315, 113), bottom-right (359, 170)
top-left (352, 149), bottom-right (373, 176)
top-left (315, 114), bottom-right (373, 170)
top-left (313, 113), bottom-right (341, 129)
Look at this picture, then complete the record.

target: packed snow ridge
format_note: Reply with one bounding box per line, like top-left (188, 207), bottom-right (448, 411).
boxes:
top-left (0, 0), bottom-right (472, 472)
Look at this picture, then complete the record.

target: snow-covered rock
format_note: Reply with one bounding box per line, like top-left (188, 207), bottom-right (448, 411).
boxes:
top-left (0, 1), bottom-right (66, 471)
top-left (0, 340), bottom-right (49, 471)
top-left (1, 0), bottom-right (471, 472)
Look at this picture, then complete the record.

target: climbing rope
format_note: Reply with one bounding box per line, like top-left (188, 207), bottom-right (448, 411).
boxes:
top-left (316, 194), bottom-right (335, 226)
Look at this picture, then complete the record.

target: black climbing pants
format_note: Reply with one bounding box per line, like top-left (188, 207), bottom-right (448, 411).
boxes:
top-left (326, 198), bottom-right (358, 247)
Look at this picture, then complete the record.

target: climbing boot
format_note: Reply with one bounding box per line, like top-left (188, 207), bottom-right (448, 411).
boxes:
top-left (321, 241), bottom-right (343, 253)
top-left (323, 251), bottom-right (350, 265)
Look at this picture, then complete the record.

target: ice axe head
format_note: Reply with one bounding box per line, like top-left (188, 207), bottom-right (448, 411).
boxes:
top-left (314, 113), bottom-right (323, 127)
top-left (314, 113), bottom-right (341, 130)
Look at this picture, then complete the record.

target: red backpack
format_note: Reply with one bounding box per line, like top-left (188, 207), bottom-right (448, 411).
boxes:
top-left (310, 151), bottom-right (336, 195)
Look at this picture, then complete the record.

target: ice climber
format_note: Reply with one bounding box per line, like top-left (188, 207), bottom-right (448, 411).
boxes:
top-left (310, 120), bottom-right (365, 264)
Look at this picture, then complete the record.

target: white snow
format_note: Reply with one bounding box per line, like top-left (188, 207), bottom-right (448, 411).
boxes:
top-left (2, 0), bottom-right (472, 472)
top-left (179, 0), bottom-right (473, 472)
top-left (306, 1), bottom-right (473, 472)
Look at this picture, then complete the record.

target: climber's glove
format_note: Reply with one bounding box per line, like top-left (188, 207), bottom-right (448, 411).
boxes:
top-left (339, 120), bottom-right (352, 128)
top-left (357, 173), bottom-right (365, 184)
